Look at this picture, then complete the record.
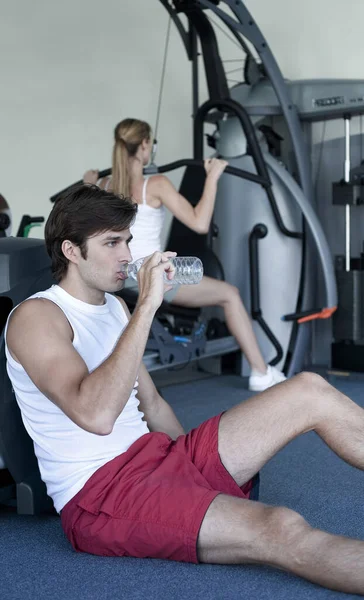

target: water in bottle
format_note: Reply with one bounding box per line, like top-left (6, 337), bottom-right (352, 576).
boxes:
top-left (119, 256), bottom-right (203, 285)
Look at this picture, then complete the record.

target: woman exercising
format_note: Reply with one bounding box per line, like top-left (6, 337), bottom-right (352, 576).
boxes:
top-left (83, 118), bottom-right (286, 391)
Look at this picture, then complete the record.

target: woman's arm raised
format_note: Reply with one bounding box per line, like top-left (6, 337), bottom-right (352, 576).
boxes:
top-left (152, 158), bottom-right (228, 234)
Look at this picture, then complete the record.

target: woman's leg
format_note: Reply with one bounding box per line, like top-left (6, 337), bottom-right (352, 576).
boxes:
top-left (171, 276), bottom-right (268, 374)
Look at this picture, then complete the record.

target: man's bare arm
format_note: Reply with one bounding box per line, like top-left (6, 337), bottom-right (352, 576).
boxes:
top-left (7, 297), bottom-right (154, 435)
top-left (136, 363), bottom-right (184, 439)
top-left (7, 252), bottom-right (176, 436)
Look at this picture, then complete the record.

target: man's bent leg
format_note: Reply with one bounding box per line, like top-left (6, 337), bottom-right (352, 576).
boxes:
top-left (218, 372), bottom-right (364, 486)
top-left (197, 494), bottom-right (364, 595)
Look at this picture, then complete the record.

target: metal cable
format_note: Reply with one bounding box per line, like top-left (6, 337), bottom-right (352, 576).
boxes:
top-left (154, 15), bottom-right (172, 142)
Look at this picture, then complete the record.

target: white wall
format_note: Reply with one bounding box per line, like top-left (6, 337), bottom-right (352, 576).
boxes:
top-left (1, 0), bottom-right (364, 238)
top-left (0, 0), bottom-right (194, 237)
top-left (245, 0), bottom-right (364, 80)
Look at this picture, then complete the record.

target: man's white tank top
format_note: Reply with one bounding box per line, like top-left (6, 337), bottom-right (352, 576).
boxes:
top-left (129, 178), bottom-right (165, 261)
top-left (5, 285), bottom-right (149, 513)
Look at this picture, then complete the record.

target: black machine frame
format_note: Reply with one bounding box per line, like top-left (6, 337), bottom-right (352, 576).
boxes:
top-left (49, 0), bottom-right (337, 375)
top-left (157, 0), bottom-right (337, 376)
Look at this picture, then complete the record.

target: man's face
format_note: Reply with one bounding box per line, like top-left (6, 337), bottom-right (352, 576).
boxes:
top-left (77, 229), bottom-right (133, 293)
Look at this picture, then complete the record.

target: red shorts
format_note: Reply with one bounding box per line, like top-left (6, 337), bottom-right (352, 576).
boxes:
top-left (61, 413), bottom-right (259, 564)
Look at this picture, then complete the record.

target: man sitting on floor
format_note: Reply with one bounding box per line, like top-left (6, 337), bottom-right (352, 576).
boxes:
top-left (5, 184), bottom-right (364, 596)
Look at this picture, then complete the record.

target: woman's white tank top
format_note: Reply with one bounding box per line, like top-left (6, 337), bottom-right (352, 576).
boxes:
top-left (97, 176), bottom-right (165, 262)
top-left (129, 178), bottom-right (165, 261)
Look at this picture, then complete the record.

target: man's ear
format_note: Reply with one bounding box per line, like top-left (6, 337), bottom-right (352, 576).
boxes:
top-left (61, 240), bottom-right (81, 265)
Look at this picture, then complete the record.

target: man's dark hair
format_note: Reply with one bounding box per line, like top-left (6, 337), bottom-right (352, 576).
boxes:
top-left (45, 184), bottom-right (138, 282)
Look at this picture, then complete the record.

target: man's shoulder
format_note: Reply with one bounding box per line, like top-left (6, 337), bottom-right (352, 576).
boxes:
top-left (8, 296), bottom-right (68, 333)
top-left (109, 294), bottom-right (131, 320)
top-left (6, 297), bottom-right (72, 364)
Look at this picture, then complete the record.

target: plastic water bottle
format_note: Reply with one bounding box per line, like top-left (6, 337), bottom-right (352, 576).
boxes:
top-left (120, 256), bottom-right (203, 285)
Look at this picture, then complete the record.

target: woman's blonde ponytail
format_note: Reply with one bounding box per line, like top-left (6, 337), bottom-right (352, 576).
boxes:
top-left (112, 119), bottom-right (152, 198)
top-left (112, 138), bottom-right (130, 197)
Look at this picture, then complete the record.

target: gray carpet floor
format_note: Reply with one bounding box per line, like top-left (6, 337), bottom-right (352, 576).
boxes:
top-left (1, 373), bottom-right (363, 599)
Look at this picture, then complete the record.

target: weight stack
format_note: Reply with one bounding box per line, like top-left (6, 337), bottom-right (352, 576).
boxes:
top-left (332, 260), bottom-right (364, 371)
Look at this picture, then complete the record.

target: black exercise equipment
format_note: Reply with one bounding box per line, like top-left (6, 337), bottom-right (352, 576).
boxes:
top-left (0, 238), bottom-right (54, 514)
top-left (16, 215), bottom-right (45, 238)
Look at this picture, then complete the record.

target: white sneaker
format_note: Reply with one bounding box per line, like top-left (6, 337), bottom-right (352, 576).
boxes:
top-left (248, 365), bottom-right (286, 392)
